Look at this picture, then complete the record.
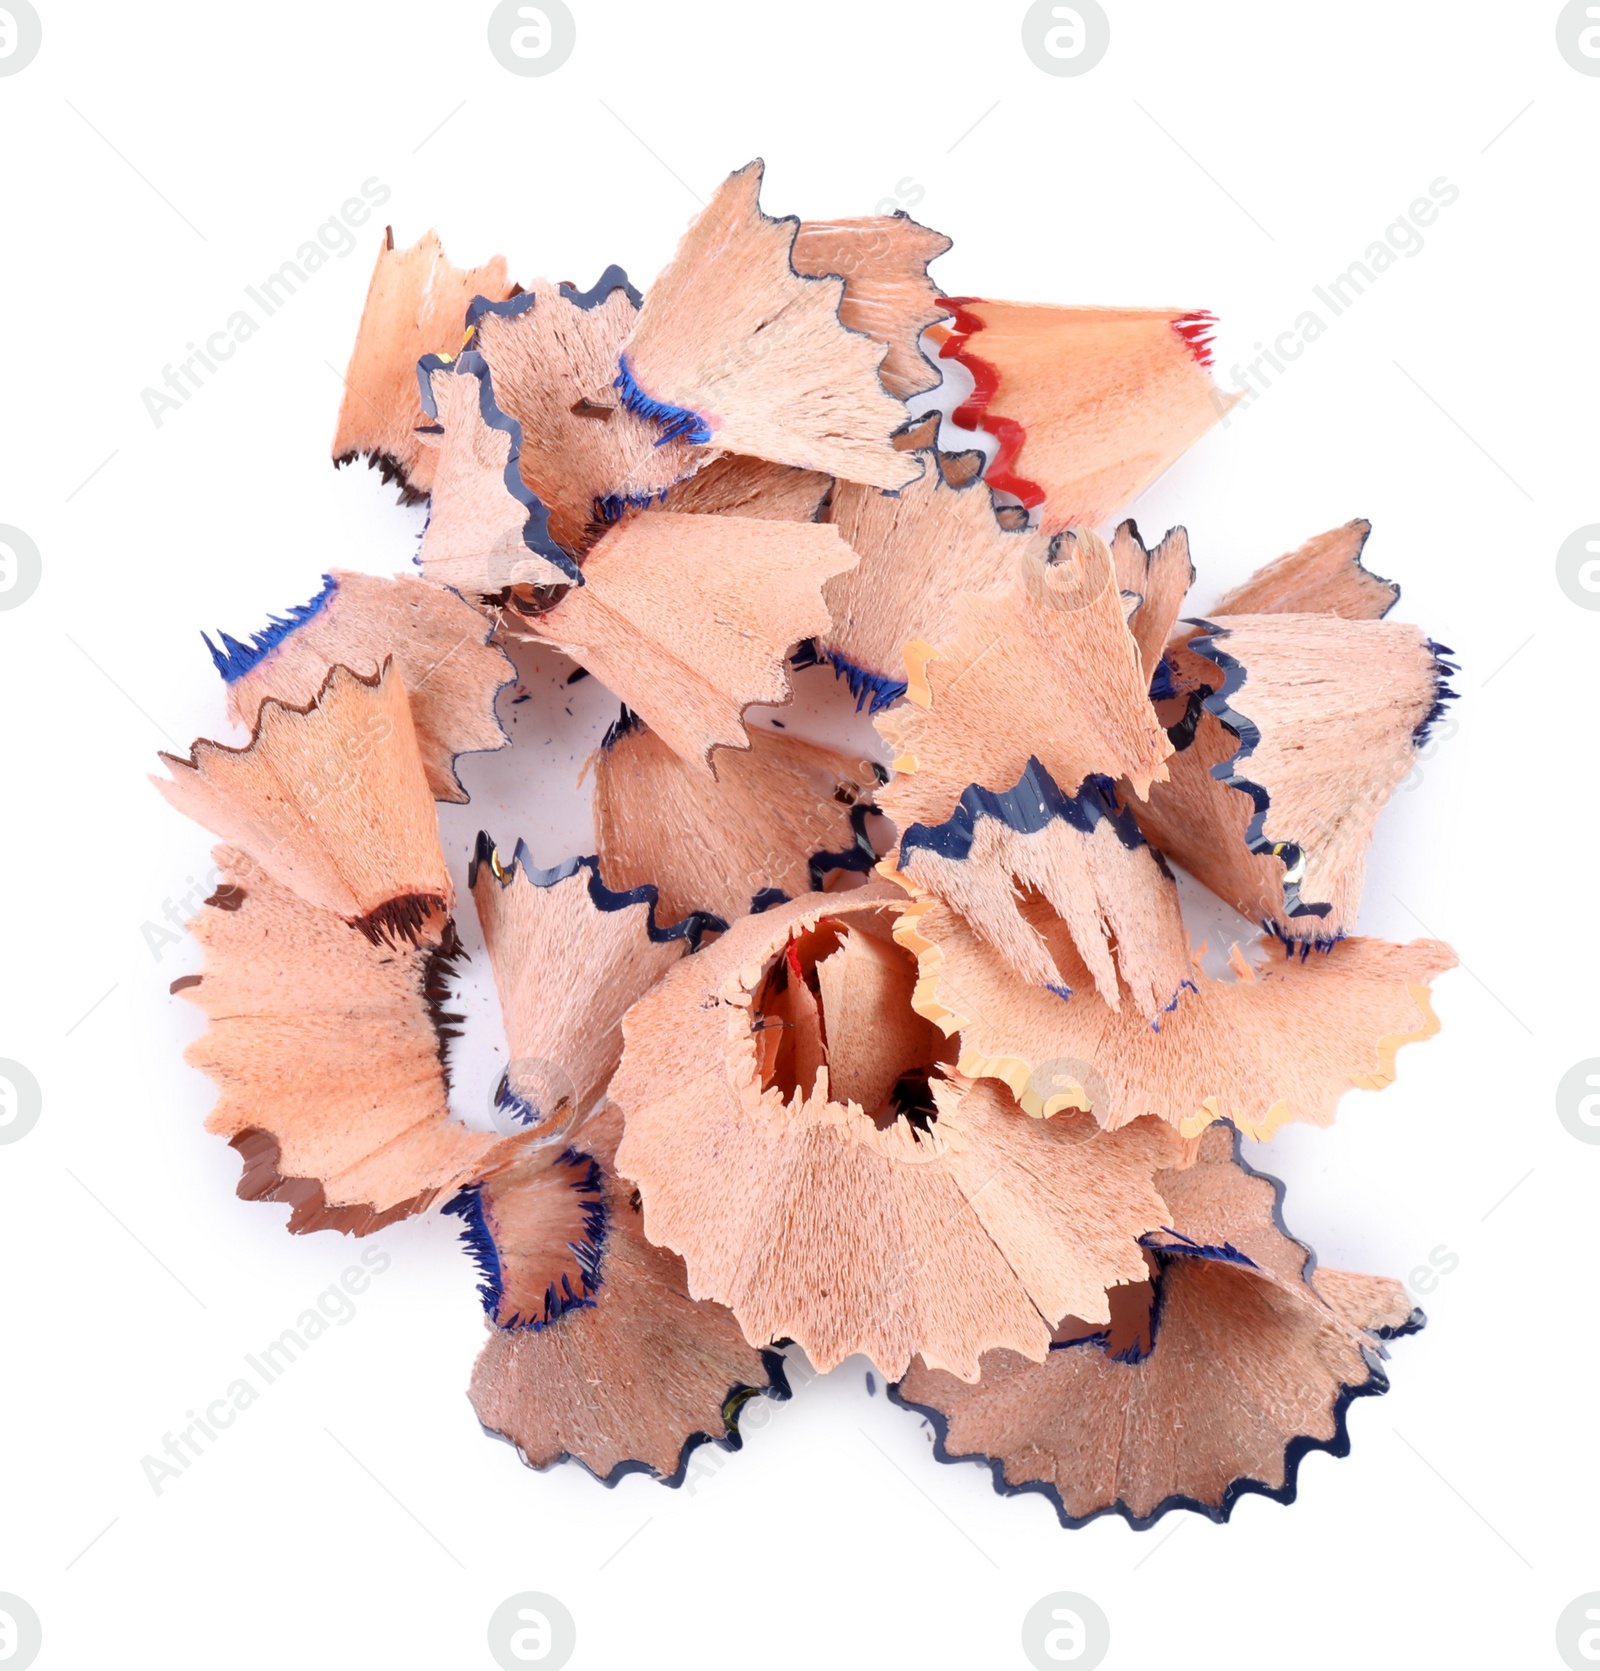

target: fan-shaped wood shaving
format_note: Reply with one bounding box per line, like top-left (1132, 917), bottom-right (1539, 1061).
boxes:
top-left (155, 662), bottom-right (451, 936)
top-left (1137, 613), bottom-right (1447, 942)
top-left (332, 229), bottom-right (512, 500)
top-left (470, 845), bottom-right (690, 1131)
top-left (593, 720), bottom-right (876, 925)
top-left (612, 161), bottom-right (918, 490)
top-left (895, 894), bottom-right (1455, 1135)
top-left (791, 213), bottom-right (952, 399)
top-left (894, 1124), bottom-right (1406, 1524)
top-left (1214, 520), bottom-right (1398, 620)
top-left (932, 299), bottom-right (1234, 528)
top-left (469, 281), bottom-right (709, 556)
top-left (895, 1258), bottom-right (1378, 1525)
top-left (180, 849), bottom-right (524, 1228)
top-left (452, 1145), bottom-right (605, 1330)
top-left (876, 530), bottom-right (1171, 830)
top-left (514, 511), bottom-right (856, 773)
top-left (224, 571), bottom-right (511, 802)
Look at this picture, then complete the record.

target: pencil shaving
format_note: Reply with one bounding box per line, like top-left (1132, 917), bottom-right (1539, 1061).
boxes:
top-left (155, 159), bottom-right (1457, 1520)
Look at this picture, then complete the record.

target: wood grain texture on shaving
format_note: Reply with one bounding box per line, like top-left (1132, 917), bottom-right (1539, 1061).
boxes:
top-left (896, 1255), bottom-right (1376, 1525)
top-left (415, 361), bottom-right (574, 596)
top-left (332, 230), bottom-right (512, 498)
top-left (876, 529), bottom-right (1171, 829)
top-left (181, 851), bottom-right (523, 1222)
top-left (1150, 1122), bottom-right (1313, 1282)
top-left (473, 282), bottom-right (710, 555)
top-left (155, 661), bottom-right (451, 927)
top-left (463, 1146), bottom-right (604, 1329)
top-left (609, 891), bottom-right (1176, 1379)
top-left (226, 571), bottom-right (511, 803)
top-left (821, 451), bottom-right (1048, 686)
top-left (1138, 612), bottom-right (1443, 939)
top-left (895, 1125), bottom-right (1402, 1524)
top-left (467, 1107), bottom-right (783, 1481)
top-left (594, 721), bottom-right (874, 925)
top-left (518, 511), bottom-right (856, 773)
top-left (1112, 520), bottom-right (1194, 683)
top-left (792, 213), bottom-right (952, 399)
top-left (894, 810), bottom-right (1190, 1017)
top-left (617, 161), bottom-right (918, 490)
top-left (812, 927), bottom-right (932, 1115)
top-left (1312, 1267), bottom-right (1419, 1335)
top-left (662, 453), bottom-right (832, 522)
top-left (1213, 520), bottom-right (1398, 620)
top-left (895, 895), bottom-right (1455, 1134)
top-left (471, 852), bottom-right (687, 1128)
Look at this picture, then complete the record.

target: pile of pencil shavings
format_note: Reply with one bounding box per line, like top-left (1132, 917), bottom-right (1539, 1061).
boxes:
top-left (155, 159), bottom-right (1458, 1527)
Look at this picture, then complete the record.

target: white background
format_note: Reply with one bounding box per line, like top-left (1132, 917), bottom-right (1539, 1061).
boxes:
top-left (0, 3), bottom-right (1592, 1668)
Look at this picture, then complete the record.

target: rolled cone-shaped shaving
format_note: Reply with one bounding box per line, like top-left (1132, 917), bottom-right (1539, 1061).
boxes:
top-left (462, 1106), bottom-right (789, 1482)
